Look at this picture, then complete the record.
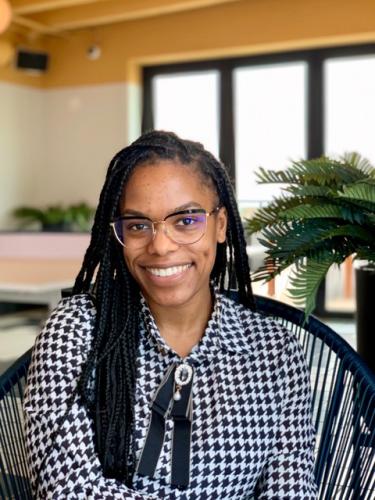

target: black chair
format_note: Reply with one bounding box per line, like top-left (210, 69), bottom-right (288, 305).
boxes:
top-left (1, 295), bottom-right (374, 499)
top-left (0, 348), bottom-right (33, 500)
top-left (255, 295), bottom-right (375, 499)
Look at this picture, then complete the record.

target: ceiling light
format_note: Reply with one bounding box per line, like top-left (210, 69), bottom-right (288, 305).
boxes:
top-left (86, 44), bottom-right (101, 60)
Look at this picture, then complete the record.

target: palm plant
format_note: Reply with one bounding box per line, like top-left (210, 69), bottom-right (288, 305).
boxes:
top-left (246, 153), bottom-right (375, 317)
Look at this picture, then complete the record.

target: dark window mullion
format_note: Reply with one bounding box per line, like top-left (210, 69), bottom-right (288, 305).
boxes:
top-left (307, 52), bottom-right (324, 159)
top-left (219, 64), bottom-right (236, 187)
top-left (307, 53), bottom-right (347, 317)
top-left (142, 67), bottom-right (154, 132)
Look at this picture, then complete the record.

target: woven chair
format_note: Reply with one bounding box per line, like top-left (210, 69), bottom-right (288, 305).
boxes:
top-left (0, 348), bottom-right (33, 500)
top-left (254, 295), bottom-right (375, 499)
top-left (1, 295), bottom-right (374, 499)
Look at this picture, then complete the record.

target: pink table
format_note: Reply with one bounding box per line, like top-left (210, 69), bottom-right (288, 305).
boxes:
top-left (0, 233), bottom-right (90, 310)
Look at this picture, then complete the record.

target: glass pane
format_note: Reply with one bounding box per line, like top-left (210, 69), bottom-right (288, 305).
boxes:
top-left (324, 55), bottom-right (375, 315)
top-left (325, 55), bottom-right (375, 163)
top-left (234, 62), bottom-right (307, 209)
top-left (153, 71), bottom-right (219, 156)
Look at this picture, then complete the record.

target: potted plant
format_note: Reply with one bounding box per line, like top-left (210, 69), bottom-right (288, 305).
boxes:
top-left (65, 203), bottom-right (95, 231)
top-left (246, 153), bottom-right (375, 371)
top-left (13, 202), bottom-right (94, 232)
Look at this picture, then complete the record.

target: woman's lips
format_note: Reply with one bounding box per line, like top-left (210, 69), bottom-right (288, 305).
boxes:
top-left (144, 263), bottom-right (193, 279)
top-left (144, 263), bottom-right (193, 285)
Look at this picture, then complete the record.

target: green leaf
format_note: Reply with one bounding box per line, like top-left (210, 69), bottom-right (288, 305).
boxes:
top-left (287, 258), bottom-right (333, 317)
top-left (341, 152), bottom-right (375, 177)
top-left (280, 204), bottom-right (371, 225)
top-left (339, 182), bottom-right (375, 204)
top-left (284, 185), bottom-right (334, 197)
top-left (280, 204), bottom-right (344, 220)
top-left (13, 207), bottom-right (45, 222)
top-left (255, 167), bottom-right (299, 184)
top-left (246, 196), bottom-right (330, 233)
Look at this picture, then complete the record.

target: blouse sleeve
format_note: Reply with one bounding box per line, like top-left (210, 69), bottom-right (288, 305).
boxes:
top-left (23, 296), bottom-right (157, 499)
top-left (255, 332), bottom-right (318, 499)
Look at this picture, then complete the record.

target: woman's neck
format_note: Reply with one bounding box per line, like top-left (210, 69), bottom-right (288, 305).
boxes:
top-left (147, 288), bottom-right (213, 358)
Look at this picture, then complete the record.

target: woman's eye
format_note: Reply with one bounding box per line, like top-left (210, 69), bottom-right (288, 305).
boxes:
top-left (127, 222), bottom-right (150, 232)
top-left (176, 217), bottom-right (196, 226)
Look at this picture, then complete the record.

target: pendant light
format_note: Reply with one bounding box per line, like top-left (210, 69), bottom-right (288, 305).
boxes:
top-left (0, 0), bottom-right (12, 34)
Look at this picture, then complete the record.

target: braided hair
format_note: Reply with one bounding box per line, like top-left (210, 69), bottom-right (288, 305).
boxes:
top-left (74, 130), bottom-right (254, 485)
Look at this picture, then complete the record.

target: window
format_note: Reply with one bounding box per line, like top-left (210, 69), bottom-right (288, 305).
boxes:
top-left (152, 71), bottom-right (219, 156)
top-left (234, 62), bottom-right (307, 207)
top-left (325, 55), bottom-right (375, 163)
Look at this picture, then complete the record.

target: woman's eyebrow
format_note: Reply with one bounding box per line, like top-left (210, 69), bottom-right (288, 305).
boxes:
top-left (121, 202), bottom-right (203, 217)
top-left (173, 202), bottom-right (203, 212)
top-left (121, 209), bottom-right (148, 217)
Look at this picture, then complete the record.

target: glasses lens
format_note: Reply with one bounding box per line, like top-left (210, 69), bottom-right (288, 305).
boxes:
top-left (113, 218), bottom-right (153, 248)
top-left (166, 212), bottom-right (207, 244)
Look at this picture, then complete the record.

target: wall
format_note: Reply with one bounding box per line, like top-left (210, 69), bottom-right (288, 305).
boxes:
top-left (2, 0), bottom-right (375, 88)
top-left (0, 82), bottom-right (138, 227)
top-left (43, 0), bottom-right (375, 87)
top-left (39, 82), bottom-right (136, 206)
top-left (0, 82), bottom-right (44, 229)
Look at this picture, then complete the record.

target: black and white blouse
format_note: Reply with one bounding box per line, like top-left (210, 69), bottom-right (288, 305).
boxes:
top-left (24, 291), bottom-right (318, 499)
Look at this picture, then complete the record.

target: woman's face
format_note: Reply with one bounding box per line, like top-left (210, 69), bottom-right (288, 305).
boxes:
top-left (120, 161), bottom-right (227, 309)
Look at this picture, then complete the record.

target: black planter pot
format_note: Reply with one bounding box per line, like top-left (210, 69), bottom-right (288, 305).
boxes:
top-left (355, 266), bottom-right (375, 373)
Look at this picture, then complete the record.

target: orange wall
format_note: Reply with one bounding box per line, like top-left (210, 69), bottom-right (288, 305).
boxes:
top-left (1, 0), bottom-right (375, 88)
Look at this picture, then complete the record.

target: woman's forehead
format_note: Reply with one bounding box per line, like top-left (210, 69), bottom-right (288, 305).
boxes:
top-left (121, 161), bottom-right (217, 213)
top-left (126, 159), bottom-right (208, 185)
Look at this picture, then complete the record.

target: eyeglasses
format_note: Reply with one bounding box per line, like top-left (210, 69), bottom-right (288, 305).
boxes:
top-left (110, 206), bottom-right (221, 249)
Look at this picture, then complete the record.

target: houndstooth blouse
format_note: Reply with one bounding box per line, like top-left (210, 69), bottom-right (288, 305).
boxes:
top-left (24, 291), bottom-right (318, 499)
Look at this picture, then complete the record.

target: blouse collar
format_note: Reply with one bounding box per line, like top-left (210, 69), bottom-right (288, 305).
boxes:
top-left (139, 288), bottom-right (253, 364)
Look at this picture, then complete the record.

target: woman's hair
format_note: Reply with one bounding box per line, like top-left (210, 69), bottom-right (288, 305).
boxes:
top-left (73, 130), bottom-right (254, 485)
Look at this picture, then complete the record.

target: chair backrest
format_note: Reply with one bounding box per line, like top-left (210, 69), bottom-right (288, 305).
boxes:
top-left (254, 294), bottom-right (375, 500)
top-left (1, 295), bottom-right (374, 499)
top-left (0, 348), bottom-right (33, 500)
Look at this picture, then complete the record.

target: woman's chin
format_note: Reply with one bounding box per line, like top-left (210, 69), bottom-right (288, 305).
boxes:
top-left (142, 287), bottom-right (191, 308)
top-left (141, 283), bottom-right (209, 311)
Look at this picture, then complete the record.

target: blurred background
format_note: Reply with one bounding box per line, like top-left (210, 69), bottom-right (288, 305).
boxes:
top-left (1, 0), bottom-right (374, 372)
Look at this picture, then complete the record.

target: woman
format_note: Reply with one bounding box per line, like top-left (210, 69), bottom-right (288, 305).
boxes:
top-left (24, 131), bottom-right (317, 499)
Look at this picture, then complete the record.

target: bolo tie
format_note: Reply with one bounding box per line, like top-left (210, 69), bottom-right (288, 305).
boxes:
top-left (136, 362), bottom-right (194, 489)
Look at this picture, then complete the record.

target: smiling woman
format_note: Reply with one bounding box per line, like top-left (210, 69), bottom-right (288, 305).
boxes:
top-left (23, 131), bottom-right (318, 499)
top-left (119, 162), bottom-right (227, 315)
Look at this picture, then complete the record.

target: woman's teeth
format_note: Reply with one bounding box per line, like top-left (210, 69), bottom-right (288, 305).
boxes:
top-left (147, 264), bottom-right (191, 277)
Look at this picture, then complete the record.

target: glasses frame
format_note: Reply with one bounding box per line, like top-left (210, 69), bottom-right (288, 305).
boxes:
top-left (110, 206), bottom-right (221, 248)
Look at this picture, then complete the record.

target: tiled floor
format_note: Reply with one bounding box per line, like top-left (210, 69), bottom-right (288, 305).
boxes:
top-left (0, 306), bottom-right (356, 376)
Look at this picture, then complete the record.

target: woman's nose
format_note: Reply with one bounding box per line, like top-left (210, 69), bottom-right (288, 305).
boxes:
top-left (147, 222), bottom-right (179, 255)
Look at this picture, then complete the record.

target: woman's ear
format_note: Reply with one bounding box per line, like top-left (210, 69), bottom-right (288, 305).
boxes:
top-left (216, 207), bottom-right (227, 243)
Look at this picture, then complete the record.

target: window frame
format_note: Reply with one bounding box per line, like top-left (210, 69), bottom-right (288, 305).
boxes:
top-left (143, 43), bottom-right (375, 181)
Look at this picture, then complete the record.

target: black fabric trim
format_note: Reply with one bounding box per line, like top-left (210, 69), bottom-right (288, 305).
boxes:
top-left (136, 363), bottom-right (194, 489)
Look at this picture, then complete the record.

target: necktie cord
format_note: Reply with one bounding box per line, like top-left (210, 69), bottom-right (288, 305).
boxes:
top-left (136, 363), bottom-right (194, 489)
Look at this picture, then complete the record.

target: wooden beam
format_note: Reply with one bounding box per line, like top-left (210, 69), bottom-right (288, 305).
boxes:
top-left (12, 0), bottom-right (109, 16)
top-left (12, 15), bottom-right (51, 33)
top-left (17, 0), bottom-right (240, 33)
